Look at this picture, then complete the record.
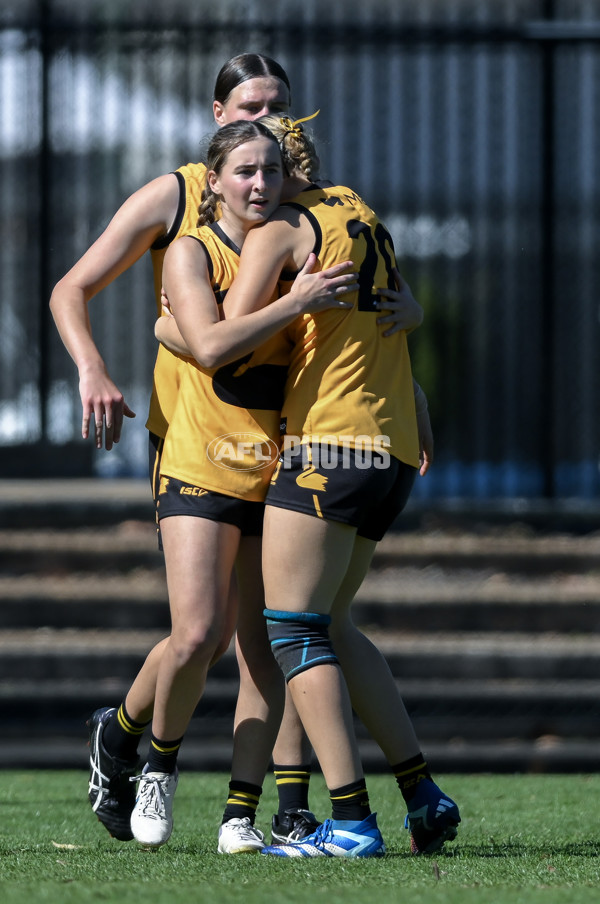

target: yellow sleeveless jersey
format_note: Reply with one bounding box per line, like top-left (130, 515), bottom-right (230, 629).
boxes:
top-left (279, 183), bottom-right (420, 469)
top-left (146, 161), bottom-right (208, 438)
top-left (159, 223), bottom-right (291, 501)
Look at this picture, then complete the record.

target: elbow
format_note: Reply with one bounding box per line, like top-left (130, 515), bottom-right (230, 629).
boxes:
top-left (195, 351), bottom-right (218, 369)
top-left (192, 338), bottom-right (228, 369)
top-left (48, 282), bottom-right (61, 314)
top-left (49, 275), bottom-right (90, 315)
top-left (48, 283), bottom-right (66, 324)
top-left (180, 324), bottom-right (238, 368)
top-left (195, 346), bottom-right (230, 369)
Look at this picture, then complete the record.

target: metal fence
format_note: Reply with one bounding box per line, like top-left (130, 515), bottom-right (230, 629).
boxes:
top-left (1, 0), bottom-right (599, 498)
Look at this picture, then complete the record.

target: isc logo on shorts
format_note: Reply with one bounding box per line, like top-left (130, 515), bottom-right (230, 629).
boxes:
top-left (179, 485), bottom-right (208, 496)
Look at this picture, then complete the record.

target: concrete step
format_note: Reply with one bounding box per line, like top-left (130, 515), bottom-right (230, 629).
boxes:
top-left (0, 480), bottom-right (155, 529)
top-left (2, 735), bottom-right (598, 774)
top-left (374, 529), bottom-right (600, 575)
top-left (0, 526), bottom-right (163, 576)
top-left (2, 629), bottom-right (600, 681)
top-left (2, 479), bottom-right (599, 773)
top-left (2, 479), bottom-right (600, 534)
top-left (2, 524), bottom-right (599, 577)
top-left (1, 676), bottom-right (599, 754)
top-left (2, 571), bottom-right (599, 633)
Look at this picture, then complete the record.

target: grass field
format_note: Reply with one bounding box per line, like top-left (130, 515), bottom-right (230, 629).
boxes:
top-left (1, 771), bottom-right (599, 903)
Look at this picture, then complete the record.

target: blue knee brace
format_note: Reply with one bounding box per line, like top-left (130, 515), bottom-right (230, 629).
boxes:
top-left (264, 608), bottom-right (338, 682)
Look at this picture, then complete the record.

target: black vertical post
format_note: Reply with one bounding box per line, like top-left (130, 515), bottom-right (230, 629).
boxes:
top-left (38, 0), bottom-right (51, 444)
top-left (540, 0), bottom-right (556, 498)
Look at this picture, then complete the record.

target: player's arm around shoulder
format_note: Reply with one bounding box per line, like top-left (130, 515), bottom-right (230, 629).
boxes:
top-left (224, 213), bottom-right (302, 318)
top-left (223, 207), bottom-right (354, 321)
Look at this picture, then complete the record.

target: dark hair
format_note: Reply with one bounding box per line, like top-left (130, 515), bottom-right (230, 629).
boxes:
top-left (197, 120), bottom-right (281, 227)
top-left (213, 53), bottom-right (291, 105)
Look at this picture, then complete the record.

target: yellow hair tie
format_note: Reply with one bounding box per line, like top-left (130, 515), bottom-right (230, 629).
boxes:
top-left (279, 109), bottom-right (320, 139)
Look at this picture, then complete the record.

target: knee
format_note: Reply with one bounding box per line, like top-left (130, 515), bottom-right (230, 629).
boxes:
top-left (209, 620), bottom-right (236, 667)
top-left (264, 608), bottom-right (338, 682)
top-left (209, 635), bottom-right (231, 668)
top-left (170, 621), bottom-right (224, 668)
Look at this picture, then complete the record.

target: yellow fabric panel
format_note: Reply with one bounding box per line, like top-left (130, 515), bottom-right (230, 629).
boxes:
top-left (146, 161), bottom-right (208, 438)
top-left (279, 184), bottom-right (420, 469)
top-left (160, 225), bottom-right (291, 501)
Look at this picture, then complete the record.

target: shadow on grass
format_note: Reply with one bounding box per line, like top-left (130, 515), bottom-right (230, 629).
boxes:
top-left (379, 836), bottom-right (600, 862)
top-left (431, 841), bottom-right (600, 859)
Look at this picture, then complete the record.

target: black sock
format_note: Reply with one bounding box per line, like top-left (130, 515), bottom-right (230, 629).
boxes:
top-left (145, 733), bottom-right (183, 774)
top-left (221, 781), bottom-right (262, 824)
top-left (392, 753), bottom-right (431, 803)
top-left (273, 763), bottom-right (312, 817)
top-left (329, 779), bottom-right (371, 821)
top-left (102, 702), bottom-right (150, 761)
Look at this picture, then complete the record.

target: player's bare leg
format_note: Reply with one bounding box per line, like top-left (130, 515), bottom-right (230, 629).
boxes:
top-left (329, 534), bottom-right (460, 854)
top-left (131, 515), bottom-right (238, 848)
top-left (218, 536), bottom-right (284, 854)
top-left (260, 508), bottom-right (385, 859)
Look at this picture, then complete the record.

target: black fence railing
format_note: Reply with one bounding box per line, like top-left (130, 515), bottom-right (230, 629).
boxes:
top-left (0, 1), bottom-right (598, 498)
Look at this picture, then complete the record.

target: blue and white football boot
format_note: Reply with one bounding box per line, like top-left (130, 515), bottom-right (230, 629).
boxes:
top-left (261, 812), bottom-right (385, 858)
top-left (405, 779), bottom-right (460, 854)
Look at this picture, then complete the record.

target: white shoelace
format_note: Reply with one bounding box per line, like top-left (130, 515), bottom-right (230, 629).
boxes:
top-left (132, 774), bottom-right (169, 819)
top-left (226, 817), bottom-right (264, 841)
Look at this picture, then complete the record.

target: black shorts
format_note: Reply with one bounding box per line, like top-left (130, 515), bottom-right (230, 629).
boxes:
top-left (148, 431), bottom-right (164, 506)
top-left (265, 443), bottom-right (416, 541)
top-left (157, 475), bottom-right (264, 537)
top-left (148, 431), bottom-right (164, 549)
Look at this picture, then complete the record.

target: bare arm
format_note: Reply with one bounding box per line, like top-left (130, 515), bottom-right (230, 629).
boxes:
top-left (225, 212), bottom-right (422, 336)
top-left (155, 310), bottom-right (193, 358)
top-left (161, 239), bottom-right (353, 369)
top-left (413, 379), bottom-right (433, 476)
top-left (223, 212), bottom-right (313, 318)
top-left (49, 173), bottom-right (181, 449)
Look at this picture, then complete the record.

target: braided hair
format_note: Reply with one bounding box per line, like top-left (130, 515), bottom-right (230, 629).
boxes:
top-left (258, 113), bottom-right (320, 181)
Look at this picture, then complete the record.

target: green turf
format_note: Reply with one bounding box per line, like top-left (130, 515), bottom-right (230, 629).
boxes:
top-left (1, 771), bottom-right (599, 903)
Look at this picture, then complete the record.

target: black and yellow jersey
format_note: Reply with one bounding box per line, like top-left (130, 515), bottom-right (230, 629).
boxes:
top-left (278, 183), bottom-right (420, 469)
top-left (146, 161), bottom-right (208, 438)
top-left (159, 222), bottom-right (290, 501)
